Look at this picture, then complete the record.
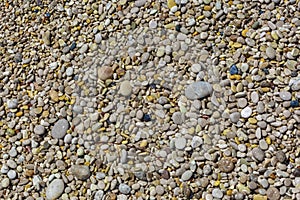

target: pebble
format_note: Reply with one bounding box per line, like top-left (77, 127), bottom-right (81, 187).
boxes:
top-left (46, 179), bottom-right (65, 200)
top-left (119, 80), bottom-right (132, 96)
top-left (98, 66), bottom-right (114, 81)
top-left (185, 81), bottom-right (213, 100)
top-left (172, 112), bottom-right (185, 125)
top-left (252, 147), bottom-right (265, 162)
top-left (191, 64), bottom-right (202, 73)
top-left (70, 165), bottom-right (91, 180)
top-left (181, 170), bottom-right (193, 181)
top-left (230, 112), bottom-right (240, 123)
top-left (34, 125), bottom-right (45, 135)
top-left (218, 158), bottom-right (234, 173)
top-left (230, 64), bottom-right (239, 75)
top-left (7, 170), bottom-right (17, 179)
top-left (65, 67), bottom-right (74, 77)
top-left (212, 188), bottom-right (223, 199)
top-left (241, 107), bottom-right (252, 118)
top-left (119, 183), bottom-right (131, 194)
top-left (266, 187), bottom-right (280, 200)
top-left (276, 150), bottom-right (286, 163)
top-left (1, 178), bottom-right (10, 188)
top-left (266, 47), bottom-right (276, 59)
top-left (279, 91), bottom-right (292, 101)
top-left (51, 119), bottom-right (69, 139)
top-left (174, 137), bottom-right (187, 150)
top-left (42, 31), bottom-right (51, 46)
top-left (7, 99), bottom-right (18, 109)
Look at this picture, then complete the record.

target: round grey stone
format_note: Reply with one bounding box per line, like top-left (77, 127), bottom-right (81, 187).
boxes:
top-left (185, 81), bottom-right (213, 100)
top-left (65, 67), bottom-right (74, 77)
top-left (276, 150), bottom-right (286, 163)
top-left (279, 91), bottom-right (292, 101)
top-left (259, 139), bottom-right (268, 150)
top-left (71, 165), bottom-right (90, 181)
top-left (7, 170), bottom-right (17, 179)
top-left (237, 98), bottom-right (247, 108)
top-left (46, 179), bottom-right (65, 200)
top-left (191, 64), bottom-right (202, 73)
top-left (241, 106), bottom-right (252, 118)
top-left (34, 125), bottom-right (46, 135)
top-left (94, 190), bottom-right (104, 200)
top-left (181, 170), bottom-right (193, 181)
top-left (156, 185), bottom-right (165, 195)
top-left (172, 112), bottom-right (185, 125)
top-left (119, 183), bottom-right (131, 194)
top-left (252, 147), bottom-right (265, 162)
top-left (7, 99), bottom-right (18, 109)
top-left (266, 187), bottom-right (280, 200)
top-left (230, 112), bottom-right (240, 123)
top-left (266, 46), bottom-right (276, 59)
top-left (212, 188), bottom-right (223, 199)
top-left (51, 119), bottom-right (69, 139)
top-left (174, 137), bottom-right (187, 150)
top-left (119, 80), bottom-right (132, 96)
top-left (8, 147), bottom-right (17, 157)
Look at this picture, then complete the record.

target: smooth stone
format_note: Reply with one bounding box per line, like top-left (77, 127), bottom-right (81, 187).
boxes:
top-left (237, 98), bottom-right (247, 108)
top-left (174, 137), bottom-right (187, 150)
top-left (7, 170), bottom-right (17, 179)
top-left (42, 31), bottom-right (51, 46)
top-left (34, 125), bottom-right (45, 135)
top-left (266, 47), bottom-right (276, 59)
top-left (14, 52), bottom-right (22, 63)
top-left (212, 188), bottom-right (223, 199)
top-left (252, 147), bottom-right (265, 162)
top-left (46, 179), bottom-right (65, 200)
top-left (230, 112), bottom-right (240, 123)
top-left (70, 165), bottom-right (91, 180)
top-left (98, 66), bottom-right (114, 81)
top-left (257, 102), bottom-right (265, 113)
top-left (7, 99), bottom-right (18, 109)
top-left (276, 150), bottom-right (286, 163)
top-left (94, 190), bottom-right (104, 200)
top-left (79, 44), bottom-right (88, 54)
top-left (172, 112), bottom-right (185, 125)
top-left (65, 67), bottom-right (74, 76)
top-left (241, 107), bottom-right (252, 118)
top-left (51, 119), bottom-right (69, 139)
top-left (119, 183), bottom-right (131, 194)
top-left (191, 64), bottom-right (202, 73)
top-left (279, 91), bottom-right (292, 101)
top-left (218, 158), bottom-right (234, 172)
top-left (251, 92), bottom-right (259, 103)
top-left (181, 170), bottom-right (193, 181)
top-left (119, 80), bottom-right (132, 96)
top-left (266, 187), bottom-right (280, 200)
top-left (1, 178), bottom-right (10, 188)
top-left (95, 33), bottom-right (102, 43)
top-left (259, 140), bottom-right (268, 150)
top-left (185, 81), bottom-right (213, 100)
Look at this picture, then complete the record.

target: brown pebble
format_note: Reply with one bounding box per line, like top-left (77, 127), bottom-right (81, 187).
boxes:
top-left (218, 158), bottom-right (235, 173)
top-left (98, 66), bottom-right (114, 81)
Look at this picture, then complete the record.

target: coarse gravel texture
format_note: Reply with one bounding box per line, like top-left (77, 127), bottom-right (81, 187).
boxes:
top-left (0, 0), bottom-right (300, 199)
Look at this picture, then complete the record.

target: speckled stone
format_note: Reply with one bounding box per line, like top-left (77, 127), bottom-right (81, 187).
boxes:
top-left (51, 119), bottom-right (69, 139)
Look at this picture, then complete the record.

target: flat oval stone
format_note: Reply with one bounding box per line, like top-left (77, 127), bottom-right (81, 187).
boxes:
top-left (174, 137), bottom-right (187, 150)
top-left (51, 119), bottom-right (69, 139)
top-left (119, 80), bottom-right (132, 96)
top-left (266, 187), bottom-right (280, 200)
top-left (181, 170), bottom-right (193, 181)
top-left (279, 91), bottom-right (292, 101)
top-left (241, 107), bottom-right (252, 118)
top-left (266, 46), bottom-right (276, 59)
top-left (185, 81), bottom-right (213, 100)
top-left (46, 179), bottom-right (65, 200)
top-left (218, 158), bottom-right (234, 172)
top-left (70, 165), bottom-right (91, 180)
top-left (252, 147), bottom-right (265, 162)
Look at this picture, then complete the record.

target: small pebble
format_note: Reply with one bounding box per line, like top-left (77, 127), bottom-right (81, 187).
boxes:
top-left (51, 119), bottom-right (69, 139)
top-left (34, 125), bottom-right (45, 135)
top-left (119, 80), bottom-right (132, 96)
top-left (181, 170), bottom-right (193, 181)
top-left (252, 147), bottom-right (265, 162)
top-left (119, 183), bottom-right (131, 194)
top-left (70, 165), bottom-right (91, 180)
top-left (174, 137), bottom-right (187, 150)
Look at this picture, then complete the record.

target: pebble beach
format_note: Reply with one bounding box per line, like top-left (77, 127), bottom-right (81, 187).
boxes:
top-left (0, 0), bottom-right (300, 199)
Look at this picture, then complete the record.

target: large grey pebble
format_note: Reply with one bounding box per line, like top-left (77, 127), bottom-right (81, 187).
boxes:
top-left (266, 46), bottom-right (276, 59)
top-left (230, 112), bottom-right (240, 123)
top-left (212, 188), bottom-right (223, 199)
top-left (46, 179), bottom-right (65, 200)
top-left (119, 80), bottom-right (132, 96)
top-left (94, 190), bottom-right (104, 200)
top-left (34, 125), bottom-right (45, 135)
top-left (241, 107), bottom-right (252, 118)
top-left (172, 112), bottom-right (185, 125)
top-left (51, 119), bottom-right (69, 139)
top-left (71, 165), bottom-right (90, 180)
top-left (252, 147), bottom-right (265, 162)
top-left (266, 187), bottom-right (280, 200)
top-left (7, 99), bottom-right (18, 109)
top-left (79, 44), bottom-right (88, 54)
top-left (185, 81), bottom-right (213, 100)
top-left (119, 183), bottom-right (131, 194)
top-left (174, 137), bottom-right (187, 150)
top-left (181, 170), bottom-right (193, 181)
top-left (1, 178), bottom-right (10, 188)
top-left (279, 91), bottom-right (292, 101)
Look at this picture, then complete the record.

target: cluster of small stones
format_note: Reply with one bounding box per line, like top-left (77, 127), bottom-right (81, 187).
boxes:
top-left (0, 0), bottom-right (300, 200)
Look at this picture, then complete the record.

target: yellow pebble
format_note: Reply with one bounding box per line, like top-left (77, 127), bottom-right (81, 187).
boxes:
top-left (16, 111), bottom-right (23, 117)
top-left (226, 189), bottom-right (233, 196)
top-left (233, 42), bottom-right (242, 48)
top-left (213, 180), bottom-right (220, 186)
top-left (261, 87), bottom-right (270, 92)
top-left (248, 118), bottom-right (257, 124)
top-left (230, 74), bottom-right (242, 80)
top-left (140, 140), bottom-right (148, 148)
top-left (197, 15), bottom-right (205, 20)
top-left (22, 105), bottom-right (29, 110)
top-left (167, 0), bottom-right (176, 9)
top-left (253, 194), bottom-right (267, 200)
top-left (204, 5), bottom-right (211, 11)
top-left (86, 18), bottom-right (91, 24)
top-left (266, 136), bottom-right (271, 145)
top-left (242, 29), bottom-right (248, 37)
top-left (174, 11), bottom-right (181, 16)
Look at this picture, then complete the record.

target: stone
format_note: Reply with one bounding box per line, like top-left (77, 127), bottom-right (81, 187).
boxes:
top-left (1, 178), bottom-right (10, 188)
top-left (279, 91), bottom-right (291, 101)
top-left (174, 137), bottom-right (186, 150)
top-left (119, 183), bottom-right (131, 194)
top-left (218, 158), bottom-right (234, 172)
top-left (253, 194), bottom-right (267, 200)
top-left (70, 165), bottom-right (91, 180)
top-left (79, 44), bottom-right (88, 54)
top-left (51, 119), bottom-right (69, 139)
top-left (14, 52), bottom-right (23, 63)
top-left (42, 31), bottom-right (51, 46)
top-left (119, 80), bottom-right (132, 96)
top-left (237, 98), bottom-right (247, 108)
top-left (191, 64), bottom-right (202, 73)
top-left (212, 188), bottom-right (223, 199)
top-left (230, 112), bottom-right (240, 123)
top-left (94, 190), bottom-right (104, 200)
top-left (252, 147), bottom-right (265, 162)
top-left (7, 99), bottom-right (18, 109)
top-left (266, 187), bottom-right (280, 200)
top-left (172, 112), bottom-right (185, 125)
top-left (266, 47), bottom-right (276, 59)
top-left (34, 125), bottom-right (45, 135)
top-left (181, 170), bottom-right (193, 181)
top-left (7, 170), bottom-right (17, 179)
top-left (65, 67), bottom-right (74, 76)
top-left (185, 81), bottom-right (213, 100)
top-left (98, 66), bottom-right (114, 81)
top-left (95, 33), bottom-right (102, 43)
top-left (276, 150), bottom-right (286, 163)
top-left (241, 107), bottom-right (252, 118)
top-left (46, 179), bottom-right (65, 200)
